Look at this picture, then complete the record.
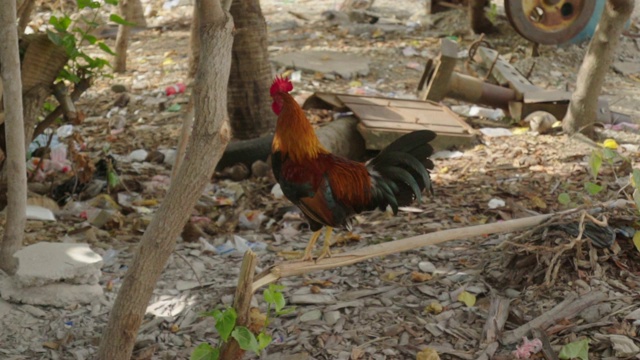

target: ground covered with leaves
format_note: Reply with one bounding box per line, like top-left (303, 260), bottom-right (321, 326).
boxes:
top-left (1, 0), bottom-right (640, 359)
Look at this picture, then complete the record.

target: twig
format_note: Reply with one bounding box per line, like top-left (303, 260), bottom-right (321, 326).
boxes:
top-left (501, 291), bottom-right (607, 345)
top-left (545, 211), bottom-right (590, 286)
top-left (174, 251), bottom-right (202, 286)
top-left (531, 328), bottom-right (559, 360)
top-left (252, 213), bottom-right (554, 293)
top-left (482, 296), bottom-right (511, 343)
top-left (484, 52), bottom-right (500, 82)
top-left (52, 82), bottom-right (78, 123)
top-left (32, 77), bottom-right (91, 139)
top-left (525, 62), bottom-right (536, 80)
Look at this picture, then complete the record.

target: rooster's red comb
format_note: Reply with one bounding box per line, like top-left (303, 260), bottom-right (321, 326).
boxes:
top-left (270, 76), bottom-right (293, 97)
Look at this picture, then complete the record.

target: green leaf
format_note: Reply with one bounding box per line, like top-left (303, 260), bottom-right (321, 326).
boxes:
top-left (275, 306), bottom-right (296, 316)
top-left (98, 41), bottom-right (116, 56)
top-left (603, 148), bottom-right (617, 163)
top-left (214, 308), bottom-right (236, 343)
top-left (231, 327), bottom-right (259, 353)
top-left (49, 15), bottom-right (72, 32)
top-left (634, 189), bottom-right (640, 213)
top-left (190, 343), bottom-right (219, 360)
top-left (558, 193), bottom-right (571, 205)
top-left (257, 332), bottom-right (272, 351)
top-left (109, 14), bottom-right (136, 26)
top-left (83, 34), bottom-right (98, 44)
top-left (105, 0), bottom-right (118, 5)
top-left (584, 182), bottom-right (603, 195)
top-left (559, 338), bottom-right (589, 360)
top-left (77, 0), bottom-right (100, 8)
top-left (264, 284), bottom-right (286, 312)
top-left (108, 171), bottom-right (119, 188)
top-left (633, 231), bottom-right (640, 253)
top-left (632, 169), bottom-right (640, 189)
top-left (589, 150), bottom-right (602, 180)
top-left (201, 309), bottom-right (221, 318)
top-left (47, 30), bottom-right (63, 46)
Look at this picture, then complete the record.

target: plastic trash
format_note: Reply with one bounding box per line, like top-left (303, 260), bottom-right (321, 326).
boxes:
top-left (271, 183), bottom-right (284, 199)
top-left (25, 205), bottom-right (56, 221)
top-left (432, 150), bottom-right (464, 159)
top-left (488, 198), bottom-right (506, 209)
top-left (469, 105), bottom-right (505, 120)
top-left (479, 128), bottom-right (513, 137)
top-left (214, 235), bottom-right (268, 256)
top-left (165, 83), bottom-right (186, 96)
top-left (56, 124), bottom-right (74, 139)
top-left (238, 210), bottom-right (267, 230)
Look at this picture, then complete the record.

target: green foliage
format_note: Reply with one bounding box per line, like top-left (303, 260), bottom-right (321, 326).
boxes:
top-left (190, 343), bottom-right (219, 360)
top-left (558, 193), bottom-right (571, 206)
top-left (263, 284), bottom-right (286, 313)
top-left (211, 308), bottom-right (236, 342)
top-left (46, 0), bottom-right (127, 83)
top-left (561, 145), bottom-right (640, 213)
top-left (584, 182), bottom-right (602, 195)
top-left (487, 3), bottom-right (498, 24)
top-left (192, 284), bottom-right (292, 358)
top-left (588, 150), bottom-right (602, 180)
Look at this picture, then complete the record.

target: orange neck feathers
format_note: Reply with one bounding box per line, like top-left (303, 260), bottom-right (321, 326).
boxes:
top-left (272, 92), bottom-right (328, 163)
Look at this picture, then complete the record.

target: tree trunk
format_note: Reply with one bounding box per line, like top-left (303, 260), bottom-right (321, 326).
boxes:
top-left (469, 0), bottom-right (496, 34)
top-left (0, 0), bottom-right (27, 275)
top-left (562, 0), bottom-right (634, 137)
top-left (227, 0), bottom-right (275, 140)
top-left (17, 0), bottom-right (36, 34)
top-left (96, 1), bottom-right (234, 359)
top-left (188, 4), bottom-right (200, 78)
top-left (114, 0), bottom-right (132, 73)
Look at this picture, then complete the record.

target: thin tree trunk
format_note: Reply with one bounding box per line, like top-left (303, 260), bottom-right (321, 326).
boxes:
top-left (188, 4), bottom-right (200, 78)
top-left (96, 1), bottom-right (234, 359)
top-left (0, 0), bottom-right (27, 275)
top-left (17, 0), bottom-right (36, 34)
top-left (562, 0), bottom-right (634, 137)
top-left (469, 0), bottom-right (496, 34)
top-left (227, 0), bottom-right (275, 140)
top-left (114, 0), bottom-right (132, 73)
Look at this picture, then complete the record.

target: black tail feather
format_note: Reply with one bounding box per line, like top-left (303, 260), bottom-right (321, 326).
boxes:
top-left (367, 130), bottom-right (436, 214)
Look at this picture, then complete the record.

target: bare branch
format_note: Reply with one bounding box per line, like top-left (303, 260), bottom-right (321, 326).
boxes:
top-left (252, 213), bottom-right (554, 292)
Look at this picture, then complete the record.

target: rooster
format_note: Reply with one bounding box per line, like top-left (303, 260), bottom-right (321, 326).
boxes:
top-left (270, 76), bottom-right (436, 261)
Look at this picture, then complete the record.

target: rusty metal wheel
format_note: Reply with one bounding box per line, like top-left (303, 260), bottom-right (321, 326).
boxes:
top-left (505, 0), bottom-right (597, 45)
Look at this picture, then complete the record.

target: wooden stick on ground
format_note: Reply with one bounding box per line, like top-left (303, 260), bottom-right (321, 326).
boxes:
top-left (482, 296), bottom-right (511, 344)
top-left (252, 213), bottom-right (554, 293)
top-left (502, 291), bottom-right (607, 345)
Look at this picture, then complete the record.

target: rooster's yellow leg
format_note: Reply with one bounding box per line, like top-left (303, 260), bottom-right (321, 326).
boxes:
top-left (302, 229), bottom-right (322, 261)
top-left (317, 227), bottom-right (334, 261)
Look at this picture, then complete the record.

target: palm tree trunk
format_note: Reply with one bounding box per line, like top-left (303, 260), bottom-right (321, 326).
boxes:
top-left (227, 0), bottom-right (275, 140)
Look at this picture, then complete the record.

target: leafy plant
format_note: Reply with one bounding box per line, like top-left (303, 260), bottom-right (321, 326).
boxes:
top-left (47, 0), bottom-right (123, 83)
top-left (191, 284), bottom-right (293, 360)
top-left (487, 3), bottom-right (499, 24)
top-left (560, 140), bottom-right (640, 212)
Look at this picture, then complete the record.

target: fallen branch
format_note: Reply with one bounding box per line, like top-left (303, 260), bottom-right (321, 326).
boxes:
top-left (252, 213), bottom-right (554, 293)
top-left (482, 296), bottom-right (511, 344)
top-left (51, 82), bottom-right (78, 123)
top-left (502, 291), bottom-right (607, 345)
top-left (32, 77), bottom-right (91, 139)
